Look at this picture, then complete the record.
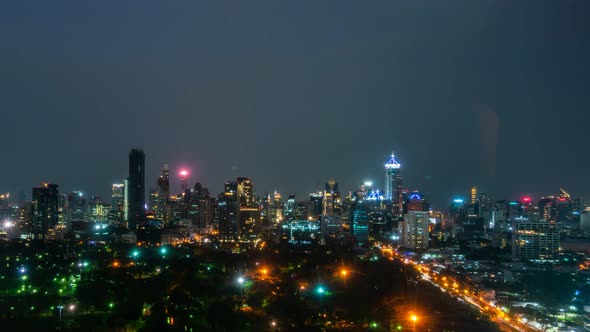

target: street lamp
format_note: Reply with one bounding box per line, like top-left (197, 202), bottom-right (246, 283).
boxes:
top-left (340, 269), bottom-right (348, 288)
top-left (57, 305), bottom-right (63, 324)
top-left (410, 313), bottom-right (418, 331)
top-left (237, 277), bottom-right (245, 298)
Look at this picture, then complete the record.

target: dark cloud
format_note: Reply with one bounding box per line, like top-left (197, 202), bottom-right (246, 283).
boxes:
top-left (0, 0), bottom-right (589, 207)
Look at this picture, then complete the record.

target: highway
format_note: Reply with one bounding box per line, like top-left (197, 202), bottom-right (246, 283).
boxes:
top-left (378, 246), bottom-right (540, 332)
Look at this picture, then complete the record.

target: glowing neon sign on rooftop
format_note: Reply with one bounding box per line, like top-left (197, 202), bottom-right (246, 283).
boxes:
top-left (385, 153), bottom-right (401, 169)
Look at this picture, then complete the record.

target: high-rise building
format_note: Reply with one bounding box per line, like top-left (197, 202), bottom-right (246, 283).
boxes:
top-left (218, 181), bottom-right (238, 242)
top-left (128, 148), bottom-right (146, 230)
top-left (400, 211), bottom-right (429, 250)
top-left (67, 191), bottom-right (86, 222)
top-left (236, 177), bottom-right (259, 240)
top-left (111, 183), bottom-right (125, 223)
top-left (385, 153), bottom-right (403, 217)
top-left (403, 191), bottom-right (428, 213)
top-left (470, 187), bottom-right (477, 205)
top-left (309, 192), bottom-right (323, 219)
top-left (284, 194), bottom-right (296, 221)
top-left (88, 196), bottom-right (110, 223)
top-left (158, 164), bottom-right (170, 198)
top-left (150, 164), bottom-right (170, 222)
top-left (350, 202), bottom-right (369, 245)
top-left (323, 179), bottom-right (339, 215)
top-left (450, 198), bottom-right (466, 227)
top-left (512, 218), bottom-right (559, 262)
top-left (186, 182), bottom-right (213, 228)
top-left (271, 191), bottom-right (283, 223)
top-left (31, 183), bottom-right (59, 239)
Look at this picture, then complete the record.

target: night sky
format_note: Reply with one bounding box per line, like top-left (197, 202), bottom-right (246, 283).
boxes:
top-left (1, 1), bottom-right (589, 207)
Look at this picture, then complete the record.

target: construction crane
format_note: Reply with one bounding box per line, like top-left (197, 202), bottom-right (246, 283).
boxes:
top-left (559, 188), bottom-right (570, 200)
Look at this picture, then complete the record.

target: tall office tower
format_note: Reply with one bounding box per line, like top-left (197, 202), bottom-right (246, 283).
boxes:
top-left (237, 177), bottom-right (254, 208)
top-left (309, 192), bottom-right (324, 219)
top-left (218, 181), bottom-right (238, 242)
top-left (261, 193), bottom-right (272, 224)
top-left (123, 179), bottom-right (129, 222)
top-left (158, 164), bottom-right (170, 198)
top-left (470, 187), bottom-right (477, 204)
top-left (31, 183), bottom-right (59, 239)
top-left (538, 197), bottom-right (556, 222)
top-left (179, 169), bottom-right (189, 193)
top-left (284, 194), bottom-right (296, 220)
top-left (323, 179), bottom-right (338, 215)
top-left (57, 194), bottom-right (67, 226)
top-left (271, 191), bottom-right (283, 223)
top-left (187, 182), bottom-right (213, 228)
top-left (89, 196), bottom-right (110, 222)
top-left (149, 164), bottom-right (170, 222)
top-left (128, 148), bottom-right (145, 230)
top-left (350, 201), bottom-right (369, 245)
top-left (555, 189), bottom-right (572, 222)
top-left (17, 201), bottom-right (32, 234)
top-left (512, 218), bottom-right (559, 262)
top-left (67, 191), bottom-right (86, 222)
top-left (400, 211), bottom-right (430, 250)
top-left (111, 183), bottom-right (125, 223)
top-left (385, 153), bottom-right (403, 217)
top-left (236, 177), bottom-right (259, 240)
top-left (449, 198), bottom-right (466, 228)
top-left (148, 169), bottom-right (168, 222)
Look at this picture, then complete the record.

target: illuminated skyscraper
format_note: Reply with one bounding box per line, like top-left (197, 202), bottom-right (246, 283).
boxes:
top-left (400, 211), bottom-right (429, 250)
top-left (385, 153), bottom-right (403, 217)
top-left (123, 179), bottom-right (129, 222)
top-left (350, 201), bottom-right (369, 245)
top-left (309, 192), bottom-right (323, 219)
top-left (271, 191), bottom-right (283, 223)
top-left (111, 183), bottom-right (125, 223)
top-left (218, 181), bottom-right (238, 242)
top-left (150, 164), bottom-right (170, 222)
top-left (187, 182), bottom-right (213, 228)
top-left (236, 177), bottom-right (259, 240)
top-left (512, 218), bottom-right (559, 262)
top-left (67, 191), bottom-right (86, 222)
top-left (323, 179), bottom-right (340, 215)
top-left (32, 183), bottom-right (59, 239)
top-left (158, 164), bottom-right (170, 197)
top-left (128, 148), bottom-right (145, 230)
top-left (179, 168), bottom-right (189, 192)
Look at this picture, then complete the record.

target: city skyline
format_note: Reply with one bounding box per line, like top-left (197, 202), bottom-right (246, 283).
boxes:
top-left (3, 149), bottom-right (584, 210)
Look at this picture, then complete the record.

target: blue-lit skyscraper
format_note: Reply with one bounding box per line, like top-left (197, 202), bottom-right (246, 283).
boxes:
top-left (385, 153), bottom-right (403, 217)
top-left (350, 202), bottom-right (369, 245)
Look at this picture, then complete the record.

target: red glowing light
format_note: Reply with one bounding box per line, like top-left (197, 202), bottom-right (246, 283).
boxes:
top-left (179, 169), bottom-right (189, 177)
top-left (522, 197), bottom-right (531, 202)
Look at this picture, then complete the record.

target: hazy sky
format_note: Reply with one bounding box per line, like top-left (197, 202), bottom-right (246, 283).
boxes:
top-left (1, 0), bottom-right (588, 207)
